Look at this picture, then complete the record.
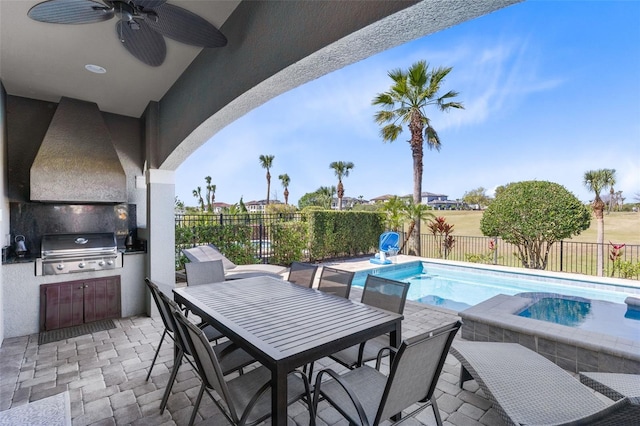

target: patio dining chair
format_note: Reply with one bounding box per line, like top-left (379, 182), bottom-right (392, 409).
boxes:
top-left (313, 321), bottom-right (462, 426)
top-left (158, 292), bottom-right (256, 414)
top-left (185, 259), bottom-right (226, 285)
top-left (329, 274), bottom-right (410, 369)
top-left (173, 310), bottom-right (315, 426)
top-left (287, 261), bottom-right (319, 288)
top-left (144, 278), bottom-right (229, 381)
top-left (317, 266), bottom-right (355, 298)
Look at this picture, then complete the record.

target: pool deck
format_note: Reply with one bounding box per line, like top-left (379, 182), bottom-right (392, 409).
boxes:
top-left (0, 256), bottom-right (635, 425)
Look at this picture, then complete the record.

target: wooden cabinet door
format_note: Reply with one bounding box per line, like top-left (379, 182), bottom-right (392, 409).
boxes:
top-left (40, 276), bottom-right (121, 331)
top-left (41, 281), bottom-right (84, 331)
top-left (84, 277), bottom-right (121, 323)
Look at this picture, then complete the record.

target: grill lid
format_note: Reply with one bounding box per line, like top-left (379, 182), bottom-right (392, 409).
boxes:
top-left (41, 232), bottom-right (117, 258)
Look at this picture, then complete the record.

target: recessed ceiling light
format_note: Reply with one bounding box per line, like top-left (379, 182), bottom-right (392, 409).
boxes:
top-left (85, 64), bottom-right (106, 74)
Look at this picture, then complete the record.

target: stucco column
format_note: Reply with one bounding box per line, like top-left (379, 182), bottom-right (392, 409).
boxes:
top-left (146, 168), bottom-right (175, 316)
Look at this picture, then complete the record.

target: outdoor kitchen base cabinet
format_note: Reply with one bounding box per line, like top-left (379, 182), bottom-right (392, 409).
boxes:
top-left (40, 277), bottom-right (121, 331)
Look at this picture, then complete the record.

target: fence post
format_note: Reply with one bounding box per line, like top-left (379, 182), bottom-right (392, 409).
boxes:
top-left (559, 240), bottom-right (564, 272)
top-left (493, 237), bottom-right (498, 265)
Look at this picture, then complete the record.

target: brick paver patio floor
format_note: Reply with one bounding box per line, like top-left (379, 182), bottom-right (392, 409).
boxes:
top-left (0, 284), bottom-right (509, 426)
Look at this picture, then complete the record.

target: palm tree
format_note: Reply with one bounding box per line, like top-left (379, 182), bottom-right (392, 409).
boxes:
top-left (380, 196), bottom-right (407, 232)
top-left (373, 60), bottom-right (463, 255)
top-left (317, 186), bottom-right (336, 210)
top-left (584, 168), bottom-right (616, 276)
top-left (192, 186), bottom-right (204, 211)
top-left (204, 176), bottom-right (216, 212)
top-left (329, 161), bottom-right (354, 210)
top-left (398, 201), bottom-right (435, 254)
top-left (259, 154), bottom-right (275, 205)
top-left (279, 173), bottom-right (291, 205)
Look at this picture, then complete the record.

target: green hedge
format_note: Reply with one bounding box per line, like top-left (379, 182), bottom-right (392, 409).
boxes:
top-left (175, 223), bottom-right (255, 270)
top-left (270, 221), bottom-right (308, 266)
top-left (307, 211), bottom-right (385, 260)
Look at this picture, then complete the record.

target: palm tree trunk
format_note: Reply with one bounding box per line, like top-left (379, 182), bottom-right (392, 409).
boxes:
top-left (337, 181), bottom-right (344, 211)
top-left (266, 171), bottom-right (271, 205)
top-left (592, 197), bottom-right (605, 276)
top-left (409, 119), bottom-right (423, 256)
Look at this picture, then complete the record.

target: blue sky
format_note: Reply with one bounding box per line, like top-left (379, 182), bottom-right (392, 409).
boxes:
top-left (175, 1), bottom-right (640, 207)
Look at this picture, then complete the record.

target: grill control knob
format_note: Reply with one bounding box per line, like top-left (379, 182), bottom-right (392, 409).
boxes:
top-left (107, 259), bottom-right (114, 266)
top-left (56, 264), bottom-right (64, 271)
top-left (98, 260), bottom-right (105, 267)
top-left (78, 262), bottom-right (85, 269)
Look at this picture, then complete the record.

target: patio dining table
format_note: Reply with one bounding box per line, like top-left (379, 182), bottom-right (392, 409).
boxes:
top-left (173, 275), bottom-right (403, 426)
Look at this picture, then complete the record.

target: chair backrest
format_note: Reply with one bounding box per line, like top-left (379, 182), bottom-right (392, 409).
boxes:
top-left (287, 262), bottom-right (318, 288)
top-left (145, 278), bottom-right (175, 334)
top-left (361, 275), bottom-right (410, 314)
top-left (173, 310), bottom-right (240, 422)
top-left (185, 259), bottom-right (226, 286)
top-left (157, 291), bottom-right (193, 356)
top-left (379, 232), bottom-right (400, 252)
top-left (317, 266), bottom-right (355, 298)
top-left (376, 321), bottom-right (462, 423)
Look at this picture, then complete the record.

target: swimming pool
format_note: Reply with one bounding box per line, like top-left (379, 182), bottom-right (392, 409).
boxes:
top-left (352, 261), bottom-right (640, 339)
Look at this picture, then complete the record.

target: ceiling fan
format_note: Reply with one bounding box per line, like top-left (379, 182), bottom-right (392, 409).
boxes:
top-left (27, 0), bottom-right (227, 67)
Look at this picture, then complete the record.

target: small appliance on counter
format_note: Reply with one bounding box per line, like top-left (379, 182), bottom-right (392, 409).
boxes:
top-left (14, 235), bottom-right (28, 257)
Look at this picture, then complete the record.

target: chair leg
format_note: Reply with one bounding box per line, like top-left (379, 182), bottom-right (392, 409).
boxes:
top-left (146, 329), bottom-right (167, 381)
top-left (160, 349), bottom-right (184, 413)
top-left (431, 398), bottom-right (443, 426)
top-left (188, 384), bottom-right (206, 426)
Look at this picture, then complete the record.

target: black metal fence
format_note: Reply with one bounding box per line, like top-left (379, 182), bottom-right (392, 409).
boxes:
top-left (417, 233), bottom-right (640, 279)
top-left (175, 213), bottom-right (640, 279)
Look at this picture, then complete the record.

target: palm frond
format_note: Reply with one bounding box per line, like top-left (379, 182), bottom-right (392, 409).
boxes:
top-left (381, 124), bottom-right (402, 142)
top-left (424, 125), bottom-right (441, 151)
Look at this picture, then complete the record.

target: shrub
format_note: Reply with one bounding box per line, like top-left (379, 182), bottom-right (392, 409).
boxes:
top-left (480, 181), bottom-right (591, 269)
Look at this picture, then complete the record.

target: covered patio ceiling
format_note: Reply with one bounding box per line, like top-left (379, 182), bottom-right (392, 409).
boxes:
top-left (0, 0), bottom-right (520, 169)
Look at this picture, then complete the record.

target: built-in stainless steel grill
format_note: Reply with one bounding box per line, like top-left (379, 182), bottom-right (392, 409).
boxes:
top-left (36, 232), bottom-right (123, 276)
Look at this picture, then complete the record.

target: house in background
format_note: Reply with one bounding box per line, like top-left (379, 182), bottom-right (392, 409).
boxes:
top-left (245, 199), bottom-right (283, 213)
top-left (331, 196), bottom-right (368, 210)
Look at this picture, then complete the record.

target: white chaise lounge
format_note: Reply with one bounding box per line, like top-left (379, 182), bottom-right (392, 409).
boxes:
top-left (181, 244), bottom-right (287, 280)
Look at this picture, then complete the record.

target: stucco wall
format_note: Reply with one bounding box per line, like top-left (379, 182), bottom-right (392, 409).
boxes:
top-left (0, 82), bottom-right (8, 343)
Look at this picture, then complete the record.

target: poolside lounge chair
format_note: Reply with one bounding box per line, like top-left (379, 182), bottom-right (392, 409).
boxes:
top-left (450, 341), bottom-right (640, 425)
top-left (181, 244), bottom-right (287, 279)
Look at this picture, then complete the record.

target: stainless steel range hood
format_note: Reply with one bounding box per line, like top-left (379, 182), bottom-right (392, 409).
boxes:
top-left (30, 97), bottom-right (127, 203)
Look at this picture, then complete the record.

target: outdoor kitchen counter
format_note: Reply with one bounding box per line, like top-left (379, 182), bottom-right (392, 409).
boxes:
top-left (2, 252), bottom-right (146, 338)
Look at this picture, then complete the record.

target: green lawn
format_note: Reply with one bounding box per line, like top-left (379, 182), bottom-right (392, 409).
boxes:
top-left (424, 210), bottom-right (640, 245)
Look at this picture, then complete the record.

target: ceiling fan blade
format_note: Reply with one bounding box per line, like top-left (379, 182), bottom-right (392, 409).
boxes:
top-left (145, 3), bottom-right (227, 48)
top-left (116, 20), bottom-right (166, 67)
top-left (28, 0), bottom-right (114, 24)
top-left (132, 0), bottom-right (167, 9)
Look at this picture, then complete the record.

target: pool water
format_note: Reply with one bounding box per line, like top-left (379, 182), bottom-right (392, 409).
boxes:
top-left (518, 294), bottom-right (640, 339)
top-left (352, 262), bottom-right (640, 339)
